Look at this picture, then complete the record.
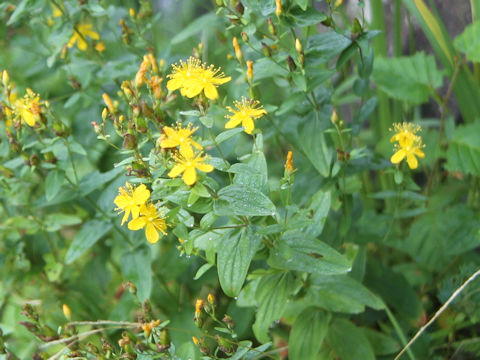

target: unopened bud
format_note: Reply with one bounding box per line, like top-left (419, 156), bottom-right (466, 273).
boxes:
top-left (331, 108), bottom-right (339, 124)
top-left (285, 151), bottom-right (294, 173)
top-left (334, 0), bottom-right (343, 8)
top-left (102, 93), bottom-right (114, 114)
top-left (129, 8), bottom-right (135, 18)
top-left (232, 37), bottom-right (243, 62)
top-left (241, 32), bottom-right (249, 42)
top-left (236, 1), bottom-right (244, 14)
top-left (275, 0), bottom-right (282, 17)
top-left (246, 60), bottom-right (253, 81)
top-left (192, 336), bottom-right (200, 346)
top-left (30, 154), bottom-right (40, 167)
top-left (148, 53), bottom-right (158, 73)
top-left (216, 335), bottom-right (235, 355)
top-left (62, 304), bottom-right (72, 321)
top-left (268, 18), bottom-right (276, 36)
top-left (2, 70), bottom-right (9, 87)
top-left (261, 42), bottom-right (272, 57)
top-left (287, 55), bottom-right (296, 71)
top-left (216, 0), bottom-right (224, 6)
top-left (207, 293), bottom-right (215, 305)
top-left (295, 38), bottom-right (302, 53)
top-left (101, 108), bottom-right (108, 120)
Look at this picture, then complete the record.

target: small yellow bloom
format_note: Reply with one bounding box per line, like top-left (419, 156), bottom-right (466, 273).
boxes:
top-left (114, 182), bottom-right (150, 225)
top-left (168, 149), bottom-right (214, 186)
top-left (12, 88), bottom-right (42, 127)
top-left (225, 97), bottom-right (267, 134)
top-left (276, 0), bottom-right (282, 17)
top-left (128, 203), bottom-right (167, 244)
top-left (160, 123), bottom-right (202, 158)
top-left (135, 55), bottom-right (151, 88)
top-left (129, 8), bottom-right (136, 18)
top-left (390, 122), bottom-right (426, 170)
top-left (192, 336), bottom-right (200, 346)
top-left (102, 93), bottom-right (114, 113)
top-left (207, 293), bottom-right (215, 305)
top-left (141, 319), bottom-right (161, 337)
top-left (246, 60), bottom-right (253, 81)
top-left (95, 41), bottom-right (106, 52)
top-left (166, 57), bottom-right (231, 100)
top-left (68, 23), bottom-right (100, 51)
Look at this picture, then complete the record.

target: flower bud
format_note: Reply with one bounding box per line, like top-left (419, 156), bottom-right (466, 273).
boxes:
top-left (331, 108), bottom-right (339, 124)
top-left (2, 70), bottom-right (9, 87)
top-left (101, 108), bottom-right (108, 121)
top-left (241, 31), bottom-right (249, 42)
top-left (102, 93), bottom-right (114, 114)
top-left (285, 151), bottom-right (294, 173)
top-left (261, 42), bottom-right (272, 57)
top-left (129, 8), bottom-right (135, 18)
top-left (232, 37), bottom-right (243, 62)
top-left (295, 38), bottom-right (302, 53)
top-left (62, 304), bottom-right (72, 321)
top-left (287, 55), bottom-right (296, 71)
top-left (216, 0), bottom-right (224, 6)
top-left (246, 60), bottom-right (253, 81)
top-left (268, 18), bottom-right (276, 36)
top-left (216, 335), bottom-right (235, 355)
top-left (207, 293), bottom-right (215, 305)
top-left (275, 0), bottom-right (282, 17)
top-left (236, 1), bottom-right (244, 14)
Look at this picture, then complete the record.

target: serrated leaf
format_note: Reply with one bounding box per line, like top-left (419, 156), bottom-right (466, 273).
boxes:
top-left (217, 227), bottom-right (262, 297)
top-left (327, 319), bottom-right (376, 360)
top-left (214, 184), bottom-right (276, 217)
top-left (65, 220), bottom-right (113, 264)
top-left (289, 308), bottom-right (330, 360)
top-left (454, 21), bottom-right (480, 62)
top-left (372, 52), bottom-right (444, 104)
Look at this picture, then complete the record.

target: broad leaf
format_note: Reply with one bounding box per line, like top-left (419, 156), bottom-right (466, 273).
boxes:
top-left (65, 220), bottom-right (112, 264)
top-left (454, 20), bottom-right (480, 62)
top-left (214, 184), bottom-right (276, 217)
top-left (122, 245), bottom-right (152, 302)
top-left (327, 319), bottom-right (376, 360)
top-left (217, 227), bottom-right (262, 297)
top-left (446, 122), bottom-right (480, 176)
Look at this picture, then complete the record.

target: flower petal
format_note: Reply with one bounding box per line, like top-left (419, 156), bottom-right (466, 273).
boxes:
top-left (414, 148), bottom-right (425, 159)
top-left (168, 164), bottom-right (185, 178)
top-left (204, 84), bottom-right (218, 100)
top-left (390, 149), bottom-right (406, 164)
top-left (183, 167), bottom-right (197, 186)
top-left (407, 154), bottom-right (418, 169)
top-left (145, 223), bottom-right (160, 244)
top-left (196, 163), bottom-right (214, 173)
top-left (243, 117), bottom-right (255, 134)
top-left (128, 216), bottom-right (147, 230)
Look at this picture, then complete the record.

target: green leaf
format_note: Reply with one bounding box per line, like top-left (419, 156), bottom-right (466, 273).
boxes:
top-left (171, 13), bottom-right (219, 44)
top-left (327, 319), bottom-right (376, 360)
top-left (372, 52), bottom-right (444, 104)
top-left (446, 121), bottom-right (480, 175)
top-left (268, 232), bottom-right (351, 275)
top-left (215, 128), bottom-right (244, 144)
top-left (45, 170), bottom-right (64, 201)
top-left (295, 0), bottom-right (309, 10)
top-left (65, 220), bottom-right (113, 264)
top-left (305, 274), bottom-right (385, 313)
top-left (79, 167), bottom-right (124, 196)
top-left (303, 190), bottom-right (331, 237)
top-left (289, 308), bottom-right (330, 360)
top-left (454, 21), bottom-right (480, 62)
top-left (300, 120), bottom-right (332, 177)
top-left (7, 0), bottom-right (31, 25)
top-left (233, 151), bottom-right (269, 194)
top-left (214, 184), bottom-right (276, 217)
top-left (44, 213), bottom-right (82, 232)
top-left (287, 6), bottom-right (326, 26)
top-left (307, 31), bottom-right (352, 61)
top-left (43, 253), bottom-right (63, 282)
top-left (122, 245), bottom-right (152, 302)
top-left (364, 328), bottom-right (400, 355)
top-left (217, 227), bottom-right (262, 297)
top-left (253, 272), bottom-right (293, 343)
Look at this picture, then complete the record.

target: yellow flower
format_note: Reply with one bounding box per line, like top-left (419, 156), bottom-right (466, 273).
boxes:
top-left (168, 149), bottom-right (214, 186)
top-left (68, 23), bottom-right (100, 51)
top-left (128, 203), bottom-right (167, 244)
top-left (390, 122), bottom-right (426, 170)
top-left (225, 97), bottom-right (267, 134)
top-left (95, 41), bottom-right (106, 52)
top-left (141, 319), bottom-right (161, 337)
top-left (195, 299), bottom-right (204, 315)
top-left (160, 123), bottom-right (202, 158)
top-left (12, 89), bottom-right (42, 127)
top-left (166, 57), bottom-right (231, 100)
top-left (114, 182), bottom-right (150, 225)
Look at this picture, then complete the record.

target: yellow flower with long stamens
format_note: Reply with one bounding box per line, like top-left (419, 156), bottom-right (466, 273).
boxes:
top-left (12, 89), bottom-right (42, 127)
top-left (128, 203), bottom-right (167, 244)
top-left (390, 122), bottom-right (426, 170)
top-left (168, 148), bottom-right (214, 186)
top-left (114, 182), bottom-right (150, 225)
top-left (166, 57), bottom-right (231, 100)
top-left (225, 97), bottom-right (267, 134)
top-left (160, 123), bottom-right (202, 158)
top-left (68, 23), bottom-right (100, 51)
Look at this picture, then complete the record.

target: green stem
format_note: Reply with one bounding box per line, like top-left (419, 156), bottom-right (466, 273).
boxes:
top-left (385, 307), bottom-right (417, 360)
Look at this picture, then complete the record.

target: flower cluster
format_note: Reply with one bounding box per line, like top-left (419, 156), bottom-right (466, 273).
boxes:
top-left (114, 182), bottom-right (167, 243)
top-left (166, 56), bottom-right (231, 100)
top-left (159, 123), bottom-right (214, 186)
top-left (68, 23), bottom-right (101, 51)
top-left (390, 122), bottom-right (426, 170)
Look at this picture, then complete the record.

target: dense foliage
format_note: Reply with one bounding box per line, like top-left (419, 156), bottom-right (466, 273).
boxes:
top-left (1, 0), bottom-right (480, 359)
